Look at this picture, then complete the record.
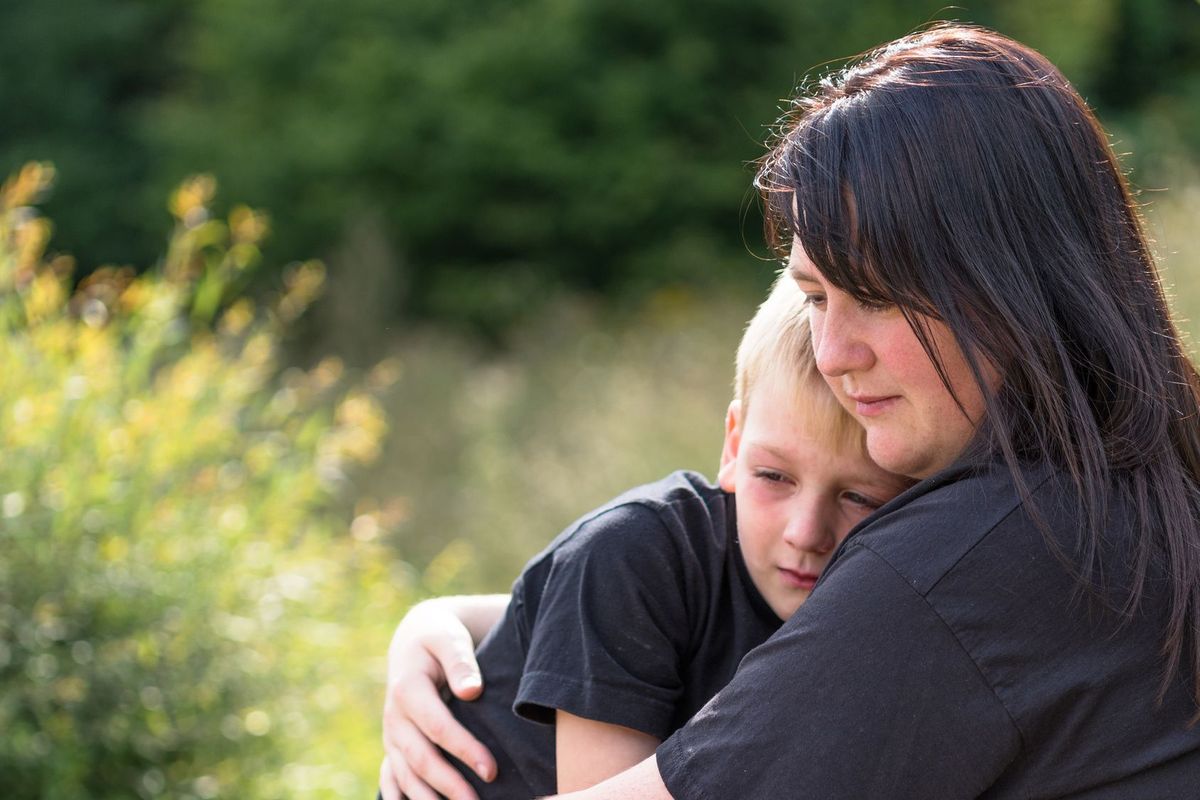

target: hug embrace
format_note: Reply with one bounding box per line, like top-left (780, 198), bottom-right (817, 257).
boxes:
top-left (380, 24), bottom-right (1200, 800)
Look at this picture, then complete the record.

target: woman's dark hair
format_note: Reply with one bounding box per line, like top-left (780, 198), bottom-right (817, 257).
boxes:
top-left (757, 23), bottom-right (1200, 712)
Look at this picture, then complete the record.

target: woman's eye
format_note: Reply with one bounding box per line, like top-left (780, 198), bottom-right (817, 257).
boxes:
top-left (802, 293), bottom-right (826, 308)
top-left (856, 298), bottom-right (895, 314)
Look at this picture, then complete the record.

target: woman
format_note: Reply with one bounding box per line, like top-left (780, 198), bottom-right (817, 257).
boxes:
top-left (383, 24), bottom-right (1200, 799)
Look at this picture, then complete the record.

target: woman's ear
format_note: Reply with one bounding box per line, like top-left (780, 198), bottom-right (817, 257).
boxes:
top-left (717, 400), bottom-right (742, 492)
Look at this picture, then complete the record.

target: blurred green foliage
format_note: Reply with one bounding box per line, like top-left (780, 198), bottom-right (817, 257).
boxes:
top-left (2, 0), bottom-right (1198, 335)
top-left (0, 164), bottom-right (410, 798)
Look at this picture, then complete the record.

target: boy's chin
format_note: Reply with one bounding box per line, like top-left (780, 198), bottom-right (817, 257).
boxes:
top-left (773, 593), bottom-right (809, 620)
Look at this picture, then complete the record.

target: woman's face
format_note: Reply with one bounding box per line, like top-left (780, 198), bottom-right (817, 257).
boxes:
top-left (788, 240), bottom-right (994, 480)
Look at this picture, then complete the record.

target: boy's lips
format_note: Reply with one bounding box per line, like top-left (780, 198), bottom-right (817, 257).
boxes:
top-left (778, 567), bottom-right (820, 591)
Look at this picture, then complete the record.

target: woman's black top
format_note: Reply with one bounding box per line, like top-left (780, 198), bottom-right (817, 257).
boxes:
top-left (657, 461), bottom-right (1200, 799)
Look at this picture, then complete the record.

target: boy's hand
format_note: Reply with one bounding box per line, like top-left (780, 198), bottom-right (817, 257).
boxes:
top-left (380, 598), bottom-right (501, 800)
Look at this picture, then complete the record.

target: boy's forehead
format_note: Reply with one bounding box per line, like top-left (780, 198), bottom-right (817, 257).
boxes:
top-left (745, 374), bottom-right (852, 448)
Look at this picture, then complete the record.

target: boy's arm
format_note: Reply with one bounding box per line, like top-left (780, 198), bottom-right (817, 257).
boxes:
top-left (546, 754), bottom-right (673, 800)
top-left (381, 594), bottom-right (510, 800)
top-left (555, 710), bottom-right (661, 792)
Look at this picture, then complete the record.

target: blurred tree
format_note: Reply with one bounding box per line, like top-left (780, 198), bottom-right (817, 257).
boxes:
top-left (1090, 0), bottom-right (1200, 183)
top-left (2, 0), bottom-right (1196, 335)
top-left (1093, 0), bottom-right (1200, 107)
top-left (0, 0), bottom-right (191, 269)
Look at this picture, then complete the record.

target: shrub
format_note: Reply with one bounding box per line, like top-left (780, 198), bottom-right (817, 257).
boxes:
top-left (0, 163), bottom-right (409, 799)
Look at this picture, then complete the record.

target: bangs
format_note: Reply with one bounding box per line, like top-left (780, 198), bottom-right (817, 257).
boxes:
top-left (758, 101), bottom-right (940, 318)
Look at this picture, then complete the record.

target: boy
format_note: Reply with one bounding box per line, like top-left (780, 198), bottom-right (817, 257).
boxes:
top-left (381, 275), bottom-right (912, 798)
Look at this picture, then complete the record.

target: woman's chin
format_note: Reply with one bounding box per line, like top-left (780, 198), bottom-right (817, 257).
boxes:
top-left (865, 438), bottom-right (934, 482)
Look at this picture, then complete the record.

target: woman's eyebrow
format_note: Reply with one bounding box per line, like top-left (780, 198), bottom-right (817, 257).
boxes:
top-left (790, 267), bottom-right (817, 283)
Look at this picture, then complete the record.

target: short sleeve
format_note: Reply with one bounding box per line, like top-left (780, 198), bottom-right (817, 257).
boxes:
top-left (515, 502), bottom-right (697, 740)
top-left (656, 544), bottom-right (1021, 800)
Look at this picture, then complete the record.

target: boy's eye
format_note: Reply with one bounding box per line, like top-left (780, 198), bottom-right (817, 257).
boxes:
top-left (754, 469), bottom-right (791, 485)
top-left (842, 491), bottom-right (881, 510)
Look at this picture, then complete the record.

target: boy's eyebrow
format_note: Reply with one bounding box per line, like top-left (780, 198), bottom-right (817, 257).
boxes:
top-left (745, 440), bottom-right (795, 462)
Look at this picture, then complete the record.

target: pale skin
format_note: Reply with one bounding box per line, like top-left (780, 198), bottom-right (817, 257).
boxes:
top-left (554, 714), bottom-right (660, 793)
top-left (550, 755), bottom-right (670, 800)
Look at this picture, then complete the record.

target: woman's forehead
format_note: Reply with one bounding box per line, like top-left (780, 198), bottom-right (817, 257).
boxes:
top-left (786, 238), bottom-right (825, 285)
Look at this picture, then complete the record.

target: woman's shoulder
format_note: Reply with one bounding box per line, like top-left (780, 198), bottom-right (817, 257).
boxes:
top-left (843, 460), bottom-right (1059, 596)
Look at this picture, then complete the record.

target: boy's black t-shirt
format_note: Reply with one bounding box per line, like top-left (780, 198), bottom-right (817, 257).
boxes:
top-left (444, 470), bottom-right (782, 798)
top-left (655, 461), bottom-right (1200, 799)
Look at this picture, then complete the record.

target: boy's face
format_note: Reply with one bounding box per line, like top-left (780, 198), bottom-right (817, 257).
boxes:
top-left (718, 375), bottom-right (912, 620)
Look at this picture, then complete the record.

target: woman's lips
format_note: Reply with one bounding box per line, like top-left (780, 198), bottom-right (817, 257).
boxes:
top-left (851, 394), bottom-right (900, 417)
top-left (778, 568), bottom-right (819, 591)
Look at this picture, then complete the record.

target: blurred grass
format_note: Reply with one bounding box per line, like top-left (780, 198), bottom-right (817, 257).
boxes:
top-left (369, 280), bottom-right (768, 592)
top-left (1146, 163), bottom-right (1200, 348)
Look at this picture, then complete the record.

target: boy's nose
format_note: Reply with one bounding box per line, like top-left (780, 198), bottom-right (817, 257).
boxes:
top-left (782, 504), bottom-right (836, 554)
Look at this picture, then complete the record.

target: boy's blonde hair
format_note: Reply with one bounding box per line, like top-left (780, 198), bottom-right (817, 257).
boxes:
top-left (734, 274), bottom-right (865, 454)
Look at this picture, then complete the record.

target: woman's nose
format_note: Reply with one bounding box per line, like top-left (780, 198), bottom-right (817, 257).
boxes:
top-left (811, 303), bottom-right (873, 378)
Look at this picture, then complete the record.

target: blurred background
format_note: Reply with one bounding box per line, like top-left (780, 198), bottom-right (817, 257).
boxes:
top-left (2, 0), bottom-right (1198, 797)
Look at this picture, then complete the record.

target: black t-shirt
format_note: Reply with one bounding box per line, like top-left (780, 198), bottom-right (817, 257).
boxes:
top-left (656, 461), bottom-right (1200, 799)
top-left (445, 471), bottom-right (782, 798)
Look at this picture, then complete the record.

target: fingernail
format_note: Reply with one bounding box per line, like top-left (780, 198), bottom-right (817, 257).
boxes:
top-left (477, 762), bottom-right (492, 782)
